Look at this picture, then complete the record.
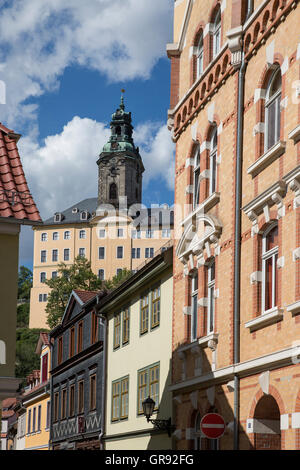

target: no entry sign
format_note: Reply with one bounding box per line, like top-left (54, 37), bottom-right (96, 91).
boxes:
top-left (200, 413), bottom-right (226, 439)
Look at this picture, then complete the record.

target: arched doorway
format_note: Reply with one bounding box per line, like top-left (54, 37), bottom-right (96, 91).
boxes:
top-left (253, 395), bottom-right (281, 450)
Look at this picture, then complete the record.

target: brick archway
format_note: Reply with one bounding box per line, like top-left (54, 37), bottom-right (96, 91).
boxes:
top-left (248, 385), bottom-right (285, 450)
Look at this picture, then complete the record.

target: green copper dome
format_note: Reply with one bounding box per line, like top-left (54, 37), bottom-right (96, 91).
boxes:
top-left (101, 94), bottom-right (139, 156)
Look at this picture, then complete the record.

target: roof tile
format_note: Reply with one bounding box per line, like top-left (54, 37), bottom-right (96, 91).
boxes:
top-left (0, 123), bottom-right (41, 223)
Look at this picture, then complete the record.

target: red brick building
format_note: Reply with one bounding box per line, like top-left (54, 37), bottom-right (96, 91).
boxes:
top-left (168, 0), bottom-right (300, 450)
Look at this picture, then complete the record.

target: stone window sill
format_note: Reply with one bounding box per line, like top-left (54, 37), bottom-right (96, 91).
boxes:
top-left (287, 300), bottom-right (300, 316)
top-left (288, 125), bottom-right (300, 144)
top-left (247, 141), bottom-right (286, 177)
top-left (198, 332), bottom-right (219, 349)
top-left (245, 307), bottom-right (283, 332)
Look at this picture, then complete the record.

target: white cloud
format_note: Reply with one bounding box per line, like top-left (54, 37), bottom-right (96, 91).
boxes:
top-left (18, 116), bottom-right (175, 220)
top-left (0, 0), bottom-right (173, 129)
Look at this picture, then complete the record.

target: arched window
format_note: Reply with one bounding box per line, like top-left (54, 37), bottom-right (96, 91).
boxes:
top-left (193, 146), bottom-right (200, 209)
top-left (196, 34), bottom-right (204, 79)
top-left (213, 9), bottom-right (221, 58)
top-left (262, 223), bottom-right (278, 313)
top-left (265, 67), bottom-right (282, 151)
top-left (207, 259), bottom-right (215, 334)
top-left (109, 182), bottom-right (118, 200)
top-left (209, 127), bottom-right (218, 196)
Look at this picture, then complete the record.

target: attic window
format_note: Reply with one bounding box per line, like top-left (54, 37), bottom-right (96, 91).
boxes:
top-left (72, 208), bottom-right (79, 214)
top-left (80, 211), bottom-right (88, 221)
top-left (54, 213), bottom-right (62, 223)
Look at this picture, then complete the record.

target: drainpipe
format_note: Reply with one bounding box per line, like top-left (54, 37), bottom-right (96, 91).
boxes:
top-left (96, 294), bottom-right (107, 451)
top-left (233, 46), bottom-right (247, 450)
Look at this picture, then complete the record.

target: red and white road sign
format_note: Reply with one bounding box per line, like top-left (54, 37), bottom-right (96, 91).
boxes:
top-left (200, 413), bottom-right (226, 439)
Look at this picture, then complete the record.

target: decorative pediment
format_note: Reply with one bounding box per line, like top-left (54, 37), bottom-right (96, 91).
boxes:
top-left (176, 213), bottom-right (222, 263)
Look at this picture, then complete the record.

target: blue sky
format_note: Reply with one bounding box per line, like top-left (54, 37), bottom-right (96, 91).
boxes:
top-left (0, 0), bottom-right (175, 269)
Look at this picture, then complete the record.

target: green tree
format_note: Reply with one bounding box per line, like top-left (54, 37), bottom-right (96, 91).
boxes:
top-left (18, 265), bottom-right (33, 300)
top-left (17, 303), bottom-right (30, 328)
top-left (45, 256), bottom-right (103, 329)
top-left (15, 328), bottom-right (48, 387)
top-left (45, 257), bottom-right (132, 329)
top-left (104, 268), bottom-right (132, 290)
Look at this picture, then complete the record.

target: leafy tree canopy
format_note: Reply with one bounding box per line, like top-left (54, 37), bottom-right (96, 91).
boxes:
top-left (18, 265), bottom-right (33, 300)
top-left (15, 328), bottom-right (49, 387)
top-left (45, 257), bottom-right (132, 329)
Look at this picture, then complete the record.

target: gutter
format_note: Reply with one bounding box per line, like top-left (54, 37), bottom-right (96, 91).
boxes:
top-left (96, 299), bottom-right (107, 451)
top-left (233, 45), bottom-right (247, 450)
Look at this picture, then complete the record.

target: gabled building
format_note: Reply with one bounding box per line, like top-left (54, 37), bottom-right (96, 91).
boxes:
top-left (29, 97), bottom-right (173, 330)
top-left (49, 289), bottom-right (107, 450)
top-left (99, 243), bottom-right (174, 450)
top-left (0, 122), bottom-right (41, 423)
top-left (21, 332), bottom-right (51, 451)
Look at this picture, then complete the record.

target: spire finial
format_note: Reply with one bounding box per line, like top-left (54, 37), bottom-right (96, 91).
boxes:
top-left (120, 88), bottom-right (125, 110)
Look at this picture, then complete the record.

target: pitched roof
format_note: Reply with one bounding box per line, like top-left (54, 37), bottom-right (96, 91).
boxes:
top-left (42, 197), bottom-right (174, 228)
top-left (0, 123), bottom-right (41, 223)
top-left (43, 198), bottom-right (97, 226)
top-left (73, 289), bottom-right (100, 304)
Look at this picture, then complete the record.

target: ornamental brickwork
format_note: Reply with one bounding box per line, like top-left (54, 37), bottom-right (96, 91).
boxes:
top-left (168, 0), bottom-right (300, 450)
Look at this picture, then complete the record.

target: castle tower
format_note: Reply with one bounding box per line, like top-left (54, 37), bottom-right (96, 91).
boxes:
top-left (97, 94), bottom-right (144, 209)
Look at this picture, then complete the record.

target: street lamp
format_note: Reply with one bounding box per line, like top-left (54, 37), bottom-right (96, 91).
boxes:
top-left (142, 396), bottom-right (175, 437)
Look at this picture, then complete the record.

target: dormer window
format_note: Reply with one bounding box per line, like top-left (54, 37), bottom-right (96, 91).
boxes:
top-left (54, 213), bottom-right (62, 223)
top-left (80, 211), bottom-right (88, 221)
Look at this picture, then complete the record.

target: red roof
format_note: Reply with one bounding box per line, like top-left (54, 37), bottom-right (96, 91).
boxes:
top-left (0, 123), bottom-right (41, 222)
top-left (74, 289), bottom-right (99, 304)
top-left (2, 397), bottom-right (17, 409)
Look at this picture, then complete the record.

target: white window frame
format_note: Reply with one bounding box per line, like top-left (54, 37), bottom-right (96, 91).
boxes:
top-left (191, 272), bottom-right (198, 342)
top-left (132, 247), bottom-right (141, 259)
top-left (213, 9), bottom-right (221, 58)
top-left (79, 230), bottom-right (86, 239)
top-left (98, 269), bottom-right (105, 281)
top-left (98, 229), bottom-right (106, 239)
top-left (41, 250), bottom-right (47, 263)
top-left (209, 128), bottom-right (218, 196)
top-left (40, 272), bottom-right (46, 283)
top-left (207, 260), bottom-right (215, 335)
top-left (64, 230), bottom-right (71, 240)
top-left (193, 146), bottom-right (201, 209)
top-left (52, 232), bottom-right (59, 241)
top-left (41, 232), bottom-right (48, 242)
top-left (64, 248), bottom-right (70, 261)
top-left (117, 246), bottom-right (123, 259)
top-left (264, 68), bottom-right (282, 152)
top-left (79, 247), bottom-right (85, 258)
top-left (52, 249), bottom-right (58, 262)
top-left (261, 222), bottom-right (278, 314)
top-left (196, 35), bottom-right (204, 79)
top-left (99, 246), bottom-right (105, 260)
